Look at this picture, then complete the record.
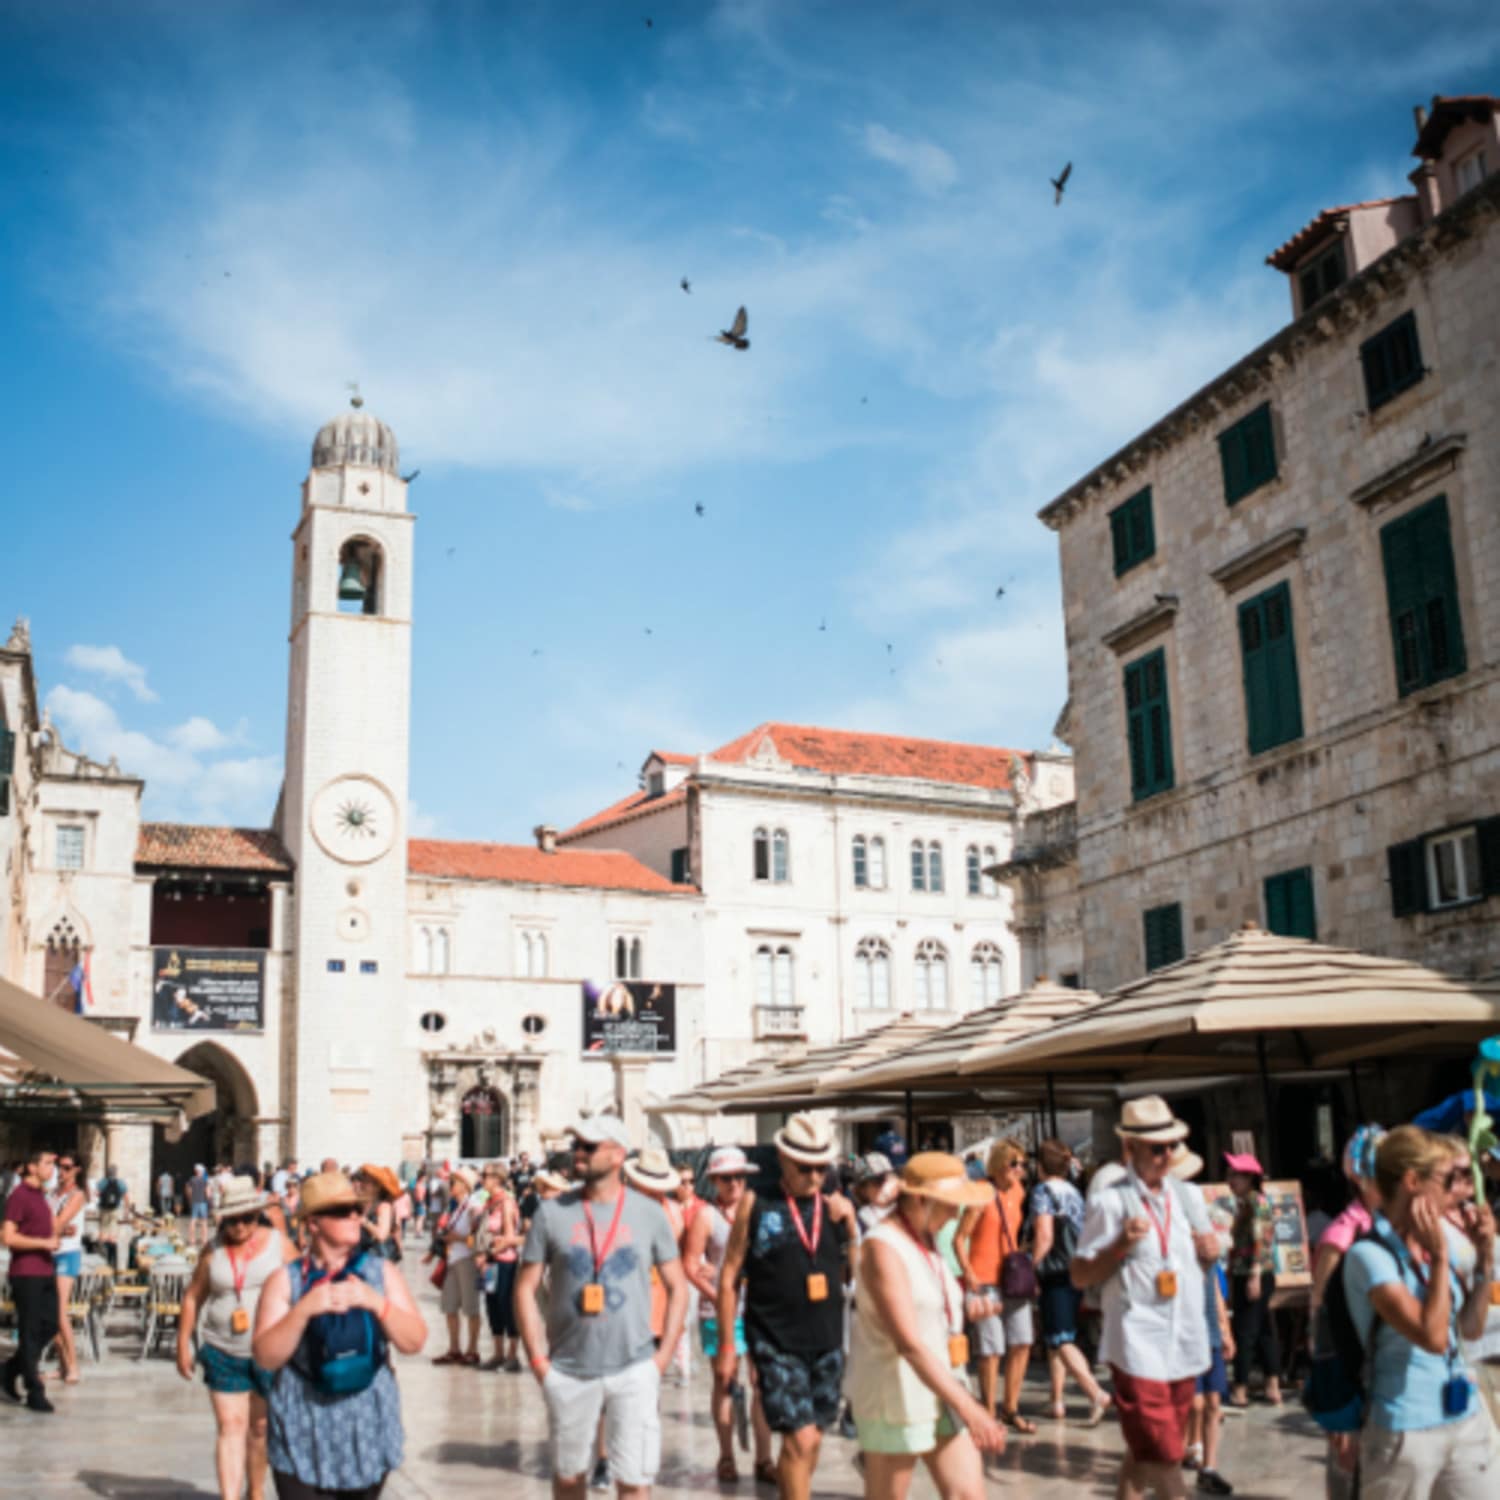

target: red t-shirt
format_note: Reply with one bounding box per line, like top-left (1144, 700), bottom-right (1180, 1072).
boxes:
top-left (3, 1182), bottom-right (55, 1277)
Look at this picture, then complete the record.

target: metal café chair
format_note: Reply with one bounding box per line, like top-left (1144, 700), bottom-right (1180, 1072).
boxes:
top-left (138, 1260), bottom-right (192, 1362)
top-left (65, 1265), bottom-right (108, 1363)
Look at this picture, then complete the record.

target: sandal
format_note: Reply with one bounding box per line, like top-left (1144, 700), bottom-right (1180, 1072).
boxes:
top-left (1085, 1397), bottom-right (1112, 1428)
top-left (1049, 1401), bottom-right (1066, 1420)
top-left (1000, 1408), bottom-right (1037, 1435)
top-left (432, 1351), bottom-right (463, 1365)
top-left (753, 1460), bottom-right (778, 1487)
top-left (716, 1457), bottom-right (739, 1484)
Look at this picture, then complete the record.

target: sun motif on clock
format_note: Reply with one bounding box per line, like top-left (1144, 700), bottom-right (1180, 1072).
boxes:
top-left (311, 775), bottom-right (397, 864)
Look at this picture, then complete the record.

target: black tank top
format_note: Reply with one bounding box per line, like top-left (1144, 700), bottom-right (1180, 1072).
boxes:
top-left (743, 1185), bottom-right (847, 1353)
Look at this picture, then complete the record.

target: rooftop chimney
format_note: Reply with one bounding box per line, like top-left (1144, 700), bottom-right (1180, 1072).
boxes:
top-left (534, 824), bottom-right (558, 854)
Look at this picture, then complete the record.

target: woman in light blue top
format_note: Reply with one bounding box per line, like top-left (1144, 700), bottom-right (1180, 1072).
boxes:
top-left (1342, 1125), bottom-right (1497, 1500)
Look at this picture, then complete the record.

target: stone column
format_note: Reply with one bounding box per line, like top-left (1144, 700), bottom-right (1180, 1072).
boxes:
top-left (612, 1057), bottom-right (651, 1147)
top-left (425, 1058), bottom-right (460, 1160)
top-left (511, 1057), bottom-right (543, 1156)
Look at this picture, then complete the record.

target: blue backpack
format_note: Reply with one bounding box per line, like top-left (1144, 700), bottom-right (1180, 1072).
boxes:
top-left (290, 1249), bottom-right (389, 1396)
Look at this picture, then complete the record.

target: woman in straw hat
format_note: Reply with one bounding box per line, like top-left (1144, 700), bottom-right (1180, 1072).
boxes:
top-left (353, 1164), bottom-right (403, 1262)
top-left (847, 1152), bottom-right (1007, 1499)
top-left (253, 1170), bottom-right (427, 1498)
top-left (626, 1147), bottom-right (687, 1353)
top-left (176, 1175), bottom-right (295, 1500)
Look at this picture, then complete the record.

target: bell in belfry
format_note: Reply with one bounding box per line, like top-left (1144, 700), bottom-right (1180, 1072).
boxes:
top-left (337, 559), bottom-right (366, 604)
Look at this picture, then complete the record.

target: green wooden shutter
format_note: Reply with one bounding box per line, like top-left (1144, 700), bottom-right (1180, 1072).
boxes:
top-left (1125, 649), bottom-right (1174, 801)
top-left (1387, 839), bottom-right (1428, 917)
top-left (1381, 497), bottom-right (1466, 695)
top-left (1361, 312), bottom-right (1423, 411)
top-left (1220, 405), bottom-right (1277, 505)
top-left (0, 728), bottom-right (14, 776)
top-left (1143, 903), bottom-right (1184, 971)
top-left (1239, 583), bottom-right (1303, 754)
top-left (1111, 508), bottom-right (1130, 573)
top-left (1477, 816), bottom-right (1500, 898)
top-left (1265, 867), bottom-right (1316, 940)
top-left (1111, 488), bottom-right (1155, 576)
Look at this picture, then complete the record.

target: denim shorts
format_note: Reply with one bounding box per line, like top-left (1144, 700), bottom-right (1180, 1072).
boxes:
top-left (54, 1250), bottom-right (83, 1278)
top-left (198, 1342), bottom-right (275, 1397)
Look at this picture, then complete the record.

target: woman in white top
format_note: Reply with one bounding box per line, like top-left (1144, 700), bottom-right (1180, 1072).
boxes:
top-left (849, 1152), bottom-right (1007, 1500)
top-left (47, 1153), bottom-right (89, 1384)
top-left (176, 1176), bottom-right (294, 1500)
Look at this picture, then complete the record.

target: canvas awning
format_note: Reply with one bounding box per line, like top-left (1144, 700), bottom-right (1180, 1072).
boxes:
top-left (649, 1054), bottom-right (795, 1115)
top-left (958, 925), bottom-right (1500, 1083)
top-left (822, 979), bottom-right (1100, 1096)
top-left (0, 975), bottom-right (215, 1123)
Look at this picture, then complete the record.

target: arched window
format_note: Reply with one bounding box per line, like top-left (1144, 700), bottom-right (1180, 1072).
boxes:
top-left (753, 944), bottom-right (795, 1008)
top-left (535, 932), bottom-right (549, 978)
top-left (869, 836), bottom-right (887, 890)
top-left (415, 926), bottom-right (433, 975)
top-left (910, 840), bottom-right (927, 892)
top-left (852, 835), bottom-right (868, 890)
top-left (773, 946), bottom-right (795, 1006)
top-left (855, 937), bottom-right (892, 1009)
top-left (966, 845), bottom-right (982, 896)
top-left (970, 942), bottom-right (1004, 1008)
top-left (615, 936), bottom-right (629, 979)
top-left (927, 842), bottom-right (944, 894)
top-left (771, 829), bottom-right (790, 884)
top-left (753, 827), bottom-right (770, 881)
top-left (913, 939), bottom-right (948, 1011)
top-left (629, 937), bottom-right (643, 979)
top-left (981, 846), bottom-right (998, 899)
top-left (433, 927), bottom-right (450, 975)
top-left (336, 537), bottom-right (383, 617)
top-left (754, 946), bottom-right (774, 1006)
top-left (519, 931), bottom-right (533, 978)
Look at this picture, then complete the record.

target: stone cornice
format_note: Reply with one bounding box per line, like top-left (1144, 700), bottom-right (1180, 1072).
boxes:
top-left (1101, 598), bottom-right (1178, 657)
top-left (1349, 432), bottom-right (1467, 511)
top-left (1210, 527), bottom-right (1308, 594)
top-left (1039, 173), bottom-right (1500, 533)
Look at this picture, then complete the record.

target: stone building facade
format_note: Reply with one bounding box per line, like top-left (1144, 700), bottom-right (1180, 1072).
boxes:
top-left (1036, 95), bottom-right (1500, 994)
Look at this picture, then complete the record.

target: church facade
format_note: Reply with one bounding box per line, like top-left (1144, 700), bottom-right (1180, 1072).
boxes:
top-left (0, 405), bottom-right (1068, 1196)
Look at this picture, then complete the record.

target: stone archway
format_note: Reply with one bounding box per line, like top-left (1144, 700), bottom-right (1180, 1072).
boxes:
top-left (153, 1042), bottom-right (260, 1182)
top-left (424, 1033), bottom-right (542, 1162)
top-left (460, 1085), bottom-right (507, 1160)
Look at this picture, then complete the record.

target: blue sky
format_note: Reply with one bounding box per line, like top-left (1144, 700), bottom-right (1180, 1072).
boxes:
top-left (3, 0), bottom-right (1495, 840)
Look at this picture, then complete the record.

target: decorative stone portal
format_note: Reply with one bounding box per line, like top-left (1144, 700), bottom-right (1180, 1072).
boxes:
top-left (423, 1029), bottom-right (542, 1161)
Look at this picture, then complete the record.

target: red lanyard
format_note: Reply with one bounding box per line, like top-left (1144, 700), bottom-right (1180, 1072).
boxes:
top-left (1140, 1186), bottom-right (1173, 1259)
top-left (789, 1192), bottom-right (823, 1266)
top-left (894, 1213), bottom-right (960, 1334)
top-left (583, 1191), bottom-right (627, 1278)
top-left (227, 1241), bottom-right (252, 1301)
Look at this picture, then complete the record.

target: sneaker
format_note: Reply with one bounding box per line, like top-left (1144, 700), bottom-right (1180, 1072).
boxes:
top-left (0, 1372), bottom-right (20, 1407)
top-left (504, 1356), bottom-right (523, 1373)
top-left (590, 1457), bottom-right (611, 1490)
top-left (1183, 1442), bottom-right (1203, 1471)
top-left (26, 1393), bottom-right (56, 1414)
top-left (730, 1380), bottom-right (750, 1451)
top-left (1197, 1471), bottom-right (1234, 1496)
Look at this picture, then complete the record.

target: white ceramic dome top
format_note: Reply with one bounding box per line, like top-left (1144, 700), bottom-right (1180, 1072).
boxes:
top-left (311, 397), bottom-right (400, 474)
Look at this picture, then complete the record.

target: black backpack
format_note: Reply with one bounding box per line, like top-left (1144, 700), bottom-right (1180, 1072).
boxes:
top-left (99, 1178), bottom-right (124, 1211)
top-left (1302, 1228), bottom-right (1395, 1433)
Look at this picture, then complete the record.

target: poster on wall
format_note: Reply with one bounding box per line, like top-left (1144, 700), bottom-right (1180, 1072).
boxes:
top-left (581, 981), bottom-right (676, 1056)
top-left (151, 948), bottom-right (265, 1033)
top-left (1199, 1179), bottom-right (1312, 1287)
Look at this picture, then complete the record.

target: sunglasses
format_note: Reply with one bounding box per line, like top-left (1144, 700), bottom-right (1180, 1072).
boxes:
top-left (1440, 1168), bottom-right (1469, 1189)
top-left (312, 1203), bottom-right (362, 1220)
top-left (57, 1161), bottom-right (77, 1171)
top-left (221, 1214), bottom-right (258, 1228)
top-left (790, 1162), bottom-right (828, 1176)
top-left (572, 1140), bottom-right (607, 1155)
top-left (1144, 1143), bottom-right (1173, 1158)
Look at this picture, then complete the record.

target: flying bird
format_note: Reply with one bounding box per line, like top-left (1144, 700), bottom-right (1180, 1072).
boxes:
top-left (531, 649), bottom-right (543, 657)
top-left (644, 15), bottom-right (653, 26)
top-left (715, 306), bottom-right (750, 350)
top-left (644, 627), bottom-right (653, 636)
top-left (995, 586), bottom-right (1006, 600)
top-left (1051, 162), bottom-right (1072, 204)
top-left (402, 469), bottom-right (421, 484)
top-left (446, 547), bottom-right (456, 558)
top-left (680, 277), bottom-right (691, 294)
top-left (818, 619), bottom-right (827, 632)
top-left (694, 502), bottom-right (705, 517)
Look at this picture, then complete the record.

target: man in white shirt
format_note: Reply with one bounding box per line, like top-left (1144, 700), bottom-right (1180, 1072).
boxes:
top-left (1073, 1097), bottom-right (1221, 1500)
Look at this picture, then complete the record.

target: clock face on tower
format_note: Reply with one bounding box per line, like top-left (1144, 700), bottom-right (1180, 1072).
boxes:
top-left (310, 775), bottom-right (398, 865)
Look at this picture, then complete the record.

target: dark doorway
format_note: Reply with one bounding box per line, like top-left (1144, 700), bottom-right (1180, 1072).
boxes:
top-left (152, 1043), bottom-right (259, 1184)
top-left (461, 1087), bottom-right (505, 1160)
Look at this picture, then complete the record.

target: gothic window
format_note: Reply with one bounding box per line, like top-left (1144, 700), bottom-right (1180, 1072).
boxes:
top-left (337, 537), bottom-right (383, 617)
top-left (772, 829), bottom-right (790, 883)
top-left (614, 936), bottom-right (642, 980)
top-left (970, 942), bottom-right (1005, 1008)
top-left (926, 842), bottom-right (945, 894)
top-left (754, 944), bottom-right (795, 1008)
top-left (44, 919), bottom-right (82, 1012)
top-left (966, 845), bottom-right (981, 896)
top-left (855, 937), bottom-right (892, 1009)
top-left (753, 827), bottom-right (770, 881)
top-left (913, 939), bottom-right (949, 1011)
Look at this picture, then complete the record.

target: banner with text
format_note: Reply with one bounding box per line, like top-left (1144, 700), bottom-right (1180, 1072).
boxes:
top-left (152, 948), bottom-right (266, 1033)
top-left (582, 981), bottom-right (676, 1056)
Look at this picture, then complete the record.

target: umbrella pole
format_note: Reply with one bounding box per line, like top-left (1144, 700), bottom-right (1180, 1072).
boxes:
top-left (1257, 1034), bottom-right (1277, 1172)
top-left (1348, 1063), bottom-right (1365, 1119)
top-left (1046, 1072), bottom-right (1059, 1139)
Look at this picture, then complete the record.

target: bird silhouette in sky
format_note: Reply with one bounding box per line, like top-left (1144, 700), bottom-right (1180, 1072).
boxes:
top-left (402, 469), bottom-right (421, 483)
top-left (995, 586), bottom-right (1006, 600)
top-left (1051, 162), bottom-right (1072, 204)
top-left (680, 277), bottom-right (691, 293)
top-left (644, 627), bottom-right (653, 636)
top-left (643, 16), bottom-right (653, 26)
top-left (818, 619), bottom-right (827, 632)
top-left (715, 307), bottom-right (750, 350)
top-left (694, 502), bottom-right (705, 517)
top-left (446, 547), bottom-right (455, 558)
top-left (531, 649), bottom-right (543, 657)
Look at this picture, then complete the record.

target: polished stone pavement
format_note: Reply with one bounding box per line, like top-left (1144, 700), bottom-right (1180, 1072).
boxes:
top-left (2, 1278), bottom-right (1330, 1498)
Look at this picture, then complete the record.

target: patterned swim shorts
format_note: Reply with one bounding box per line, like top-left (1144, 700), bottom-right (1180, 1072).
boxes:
top-left (746, 1334), bottom-right (844, 1434)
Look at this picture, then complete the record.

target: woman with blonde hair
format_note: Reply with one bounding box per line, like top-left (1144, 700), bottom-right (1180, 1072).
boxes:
top-left (849, 1152), bottom-right (1007, 1500)
top-left (1342, 1125), bottom-right (1497, 1499)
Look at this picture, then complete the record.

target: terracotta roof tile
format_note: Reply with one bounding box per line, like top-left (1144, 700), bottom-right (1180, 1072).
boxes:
top-left (409, 838), bottom-right (694, 894)
top-left (560, 785), bottom-right (688, 841)
top-left (1414, 95), bottom-right (1500, 159)
top-left (707, 722), bottom-right (1025, 791)
top-left (648, 751), bottom-right (696, 766)
top-left (1265, 197), bottom-right (1413, 271)
top-left (136, 824), bottom-right (293, 873)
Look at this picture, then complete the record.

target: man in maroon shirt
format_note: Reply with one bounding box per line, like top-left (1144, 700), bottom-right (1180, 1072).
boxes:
top-left (2, 1146), bottom-right (60, 1413)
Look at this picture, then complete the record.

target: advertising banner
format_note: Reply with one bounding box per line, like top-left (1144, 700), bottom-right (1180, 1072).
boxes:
top-left (151, 948), bottom-right (265, 1033)
top-left (1200, 1179), bottom-right (1312, 1287)
top-left (581, 980), bottom-right (676, 1056)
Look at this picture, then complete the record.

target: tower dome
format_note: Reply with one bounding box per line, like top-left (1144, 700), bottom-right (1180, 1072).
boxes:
top-left (311, 397), bottom-right (400, 474)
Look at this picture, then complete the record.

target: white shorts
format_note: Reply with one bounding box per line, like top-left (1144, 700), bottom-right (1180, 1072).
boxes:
top-left (543, 1357), bottom-right (662, 1485)
top-left (971, 1290), bottom-right (1034, 1357)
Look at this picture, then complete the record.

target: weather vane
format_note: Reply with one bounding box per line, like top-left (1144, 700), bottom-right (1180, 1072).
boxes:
top-left (346, 379), bottom-right (363, 410)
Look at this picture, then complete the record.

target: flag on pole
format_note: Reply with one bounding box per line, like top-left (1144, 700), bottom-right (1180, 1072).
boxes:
top-left (69, 952), bottom-right (94, 1014)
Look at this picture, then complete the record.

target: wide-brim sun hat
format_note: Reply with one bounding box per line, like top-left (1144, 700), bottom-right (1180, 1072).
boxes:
top-left (532, 1170), bottom-right (571, 1193)
top-left (773, 1112), bottom-right (839, 1166)
top-left (451, 1166), bottom-right (479, 1191)
top-left (214, 1176), bottom-right (271, 1221)
top-left (1168, 1145), bottom-right (1205, 1182)
top-left (355, 1163), bottom-right (402, 1202)
top-left (706, 1146), bottom-right (758, 1178)
top-left (296, 1170), bottom-right (361, 1219)
top-left (1115, 1094), bottom-right (1191, 1144)
top-left (624, 1147), bottom-right (678, 1194)
top-left (898, 1152), bottom-right (995, 1210)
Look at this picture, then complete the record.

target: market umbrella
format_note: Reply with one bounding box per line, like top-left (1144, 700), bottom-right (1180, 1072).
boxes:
top-left (0, 975), bottom-right (215, 1122)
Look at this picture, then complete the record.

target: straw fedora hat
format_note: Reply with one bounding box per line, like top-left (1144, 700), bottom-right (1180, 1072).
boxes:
top-left (213, 1176), bottom-right (270, 1221)
top-left (773, 1112), bottom-right (839, 1166)
top-left (532, 1169), bottom-right (571, 1194)
top-left (624, 1147), bottom-right (678, 1195)
top-left (898, 1152), bottom-right (995, 1210)
top-left (356, 1163), bottom-right (402, 1202)
top-left (1114, 1095), bottom-right (1190, 1144)
top-left (451, 1166), bottom-right (479, 1191)
top-left (1168, 1144), bottom-right (1205, 1181)
top-left (296, 1170), bottom-right (361, 1219)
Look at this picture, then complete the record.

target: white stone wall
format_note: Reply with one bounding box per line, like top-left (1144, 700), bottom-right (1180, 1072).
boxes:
top-left (561, 798), bottom-right (689, 880)
top-left (1046, 184), bottom-right (1500, 992)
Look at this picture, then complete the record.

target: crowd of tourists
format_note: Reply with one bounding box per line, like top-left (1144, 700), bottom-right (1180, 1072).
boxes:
top-left (4, 1096), bottom-right (1499, 1500)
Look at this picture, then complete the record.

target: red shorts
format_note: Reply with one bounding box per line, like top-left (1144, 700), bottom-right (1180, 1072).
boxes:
top-left (1109, 1366), bottom-right (1196, 1465)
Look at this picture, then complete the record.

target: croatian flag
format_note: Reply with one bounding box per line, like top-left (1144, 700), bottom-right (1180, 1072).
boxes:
top-left (69, 953), bottom-right (94, 1014)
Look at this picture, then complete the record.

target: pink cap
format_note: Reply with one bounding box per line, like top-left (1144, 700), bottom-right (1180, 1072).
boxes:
top-left (1223, 1151), bottom-right (1264, 1176)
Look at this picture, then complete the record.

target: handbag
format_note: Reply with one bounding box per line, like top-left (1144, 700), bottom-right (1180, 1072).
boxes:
top-left (997, 1199), bottom-right (1039, 1301)
top-left (429, 1256), bottom-right (448, 1291)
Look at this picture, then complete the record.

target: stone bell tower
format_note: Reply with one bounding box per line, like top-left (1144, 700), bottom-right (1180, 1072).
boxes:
top-left (279, 398), bottom-right (414, 1164)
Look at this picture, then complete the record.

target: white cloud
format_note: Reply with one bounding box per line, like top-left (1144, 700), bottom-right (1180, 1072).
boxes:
top-left (407, 800), bottom-right (442, 838)
top-left (166, 715), bottom-right (246, 754)
top-left (63, 643), bottom-right (158, 703)
top-left (862, 123), bottom-right (958, 196)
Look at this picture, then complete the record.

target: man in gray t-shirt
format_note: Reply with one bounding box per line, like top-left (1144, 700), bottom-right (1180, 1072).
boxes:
top-left (516, 1116), bottom-right (688, 1497)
